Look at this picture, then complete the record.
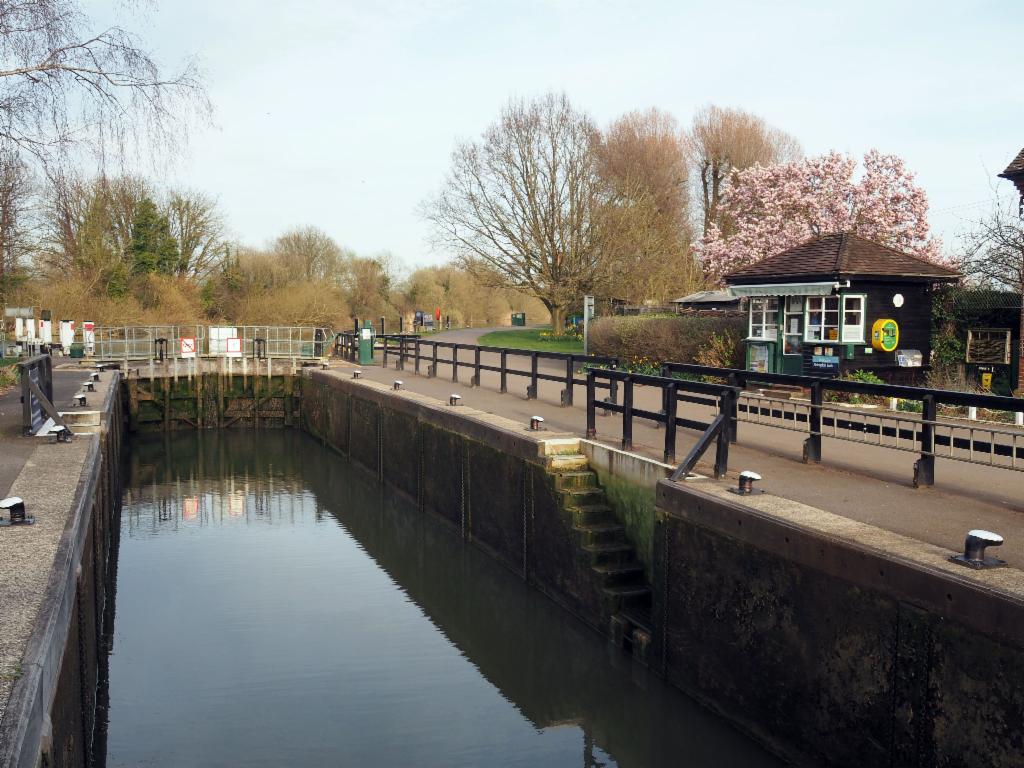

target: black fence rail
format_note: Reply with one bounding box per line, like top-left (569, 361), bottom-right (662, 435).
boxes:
top-left (18, 353), bottom-right (69, 437)
top-left (376, 335), bottom-right (620, 407)
top-left (585, 368), bottom-right (740, 477)
top-left (661, 362), bottom-right (1024, 485)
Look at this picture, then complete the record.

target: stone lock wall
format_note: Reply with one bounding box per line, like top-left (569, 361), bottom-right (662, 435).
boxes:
top-left (651, 481), bottom-right (1024, 768)
top-left (300, 372), bottom-right (613, 633)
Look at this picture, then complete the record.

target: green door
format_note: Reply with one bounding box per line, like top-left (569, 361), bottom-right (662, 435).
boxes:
top-left (780, 296), bottom-right (804, 375)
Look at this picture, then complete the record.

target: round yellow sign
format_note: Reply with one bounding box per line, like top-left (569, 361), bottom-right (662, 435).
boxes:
top-left (871, 318), bottom-right (899, 352)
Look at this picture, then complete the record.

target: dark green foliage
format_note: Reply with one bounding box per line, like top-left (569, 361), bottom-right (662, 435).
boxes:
top-left (130, 197), bottom-right (180, 276)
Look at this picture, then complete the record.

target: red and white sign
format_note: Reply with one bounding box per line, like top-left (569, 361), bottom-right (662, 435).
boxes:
top-left (180, 337), bottom-right (197, 358)
top-left (226, 337), bottom-right (242, 357)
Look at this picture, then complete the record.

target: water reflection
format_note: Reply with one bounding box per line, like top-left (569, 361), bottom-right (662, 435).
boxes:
top-left (103, 431), bottom-right (780, 768)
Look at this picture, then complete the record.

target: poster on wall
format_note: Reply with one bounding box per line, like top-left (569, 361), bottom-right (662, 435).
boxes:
top-left (749, 344), bottom-right (770, 373)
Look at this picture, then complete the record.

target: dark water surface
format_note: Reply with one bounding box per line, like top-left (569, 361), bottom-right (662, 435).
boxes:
top-left (103, 431), bottom-right (782, 768)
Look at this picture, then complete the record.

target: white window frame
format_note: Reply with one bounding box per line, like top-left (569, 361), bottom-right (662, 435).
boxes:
top-left (783, 297), bottom-right (803, 355)
top-left (840, 294), bottom-right (866, 343)
top-left (748, 297), bottom-right (779, 340)
top-left (804, 295), bottom-right (841, 342)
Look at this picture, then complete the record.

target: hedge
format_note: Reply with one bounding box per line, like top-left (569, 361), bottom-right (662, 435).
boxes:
top-left (589, 314), bottom-right (746, 369)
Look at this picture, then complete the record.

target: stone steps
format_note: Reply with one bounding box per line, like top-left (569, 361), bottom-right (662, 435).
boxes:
top-left (573, 522), bottom-right (625, 547)
top-left (547, 458), bottom-right (653, 664)
top-left (554, 470), bottom-right (598, 491)
top-left (545, 454), bottom-right (589, 471)
top-left (583, 541), bottom-right (636, 566)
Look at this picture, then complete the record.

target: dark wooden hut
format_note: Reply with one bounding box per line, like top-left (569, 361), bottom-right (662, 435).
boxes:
top-left (725, 232), bottom-right (960, 381)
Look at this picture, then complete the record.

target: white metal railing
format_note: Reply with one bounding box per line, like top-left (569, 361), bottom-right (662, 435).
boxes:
top-left (92, 325), bottom-right (331, 360)
top-left (738, 392), bottom-right (1023, 473)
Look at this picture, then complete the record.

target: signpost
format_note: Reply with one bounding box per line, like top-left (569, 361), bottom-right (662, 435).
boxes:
top-left (180, 337), bottom-right (197, 358)
top-left (583, 295), bottom-right (595, 355)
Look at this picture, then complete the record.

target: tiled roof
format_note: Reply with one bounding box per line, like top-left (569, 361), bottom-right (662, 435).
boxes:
top-left (999, 148), bottom-right (1024, 178)
top-left (725, 233), bottom-right (960, 282)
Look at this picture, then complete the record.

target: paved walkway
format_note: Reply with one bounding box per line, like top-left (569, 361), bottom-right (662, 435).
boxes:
top-left (339, 328), bottom-right (1024, 566)
top-left (0, 368), bottom-right (100, 498)
top-left (0, 365), bottom-right (116, 726)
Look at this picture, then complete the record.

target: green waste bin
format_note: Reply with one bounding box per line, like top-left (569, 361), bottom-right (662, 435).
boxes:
top-left (511, 312), bottom-right (526, 327)
top-left (70, 343), bottom-right (85, 359)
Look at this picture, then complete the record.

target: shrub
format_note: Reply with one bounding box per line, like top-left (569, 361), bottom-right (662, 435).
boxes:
top-left (826, 369), bottom-right (886, 405)
top-left (589, 315), bottom-right (745, 367)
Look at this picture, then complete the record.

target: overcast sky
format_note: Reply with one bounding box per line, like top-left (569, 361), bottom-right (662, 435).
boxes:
top-left (92, 0), bottom-right (1022, 271)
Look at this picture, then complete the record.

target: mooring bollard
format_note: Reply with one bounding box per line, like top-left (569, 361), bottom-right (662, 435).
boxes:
top-left (950, 529), bottom-right (1006, 569)
top-left (729, 470), bottom-right (763, 495)
top-left (393, 380), bottom-right (403, 391)
top-left (449, 394), bottom-right (461, 406)
top-left (353, 370), bottom-right (362, 379)
top-left (0, 496), bottom-right (32, 525)
top-left (530, 416), bottom-right (544, 431)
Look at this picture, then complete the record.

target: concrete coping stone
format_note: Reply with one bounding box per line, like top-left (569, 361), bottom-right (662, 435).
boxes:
top-left (312, 371), bottom-right (578, 463)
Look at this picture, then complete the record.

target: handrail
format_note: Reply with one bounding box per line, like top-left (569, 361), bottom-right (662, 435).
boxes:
top-left (586, 367), bottom-right (739, 470)
top-left (17, 354), bottom-right (68, 437)
top-left (669, 414), bottom-right (729, 482)
top-left (336, 332), bottom-right (620, 407)
top-left (660, 361), bottom-right (1024, 413)
top-left (661, 360), bottom-right (1023, 486)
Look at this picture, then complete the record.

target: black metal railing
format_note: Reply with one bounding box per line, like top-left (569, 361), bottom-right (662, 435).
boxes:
top-left (347, 334), bottom-right (622, 407)
top-left (661, 362), bottom-right (1024, 485)
top-left (585, 368), bottom-right (740, 476)
top-left (330, 333), bottom-right (1024, 485)
top-left (18, 353), bottom-right (67, 437)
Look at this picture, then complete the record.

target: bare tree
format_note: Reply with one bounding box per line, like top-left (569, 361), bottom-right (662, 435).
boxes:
top-left (962, 193), bottom-right (1024, 391)
top-left (425, 93), bottom-right (607, 332)
top-left (0, 0), bottom-right (208, 165)
top-left (272, 226), bottom-right (344, 283)
top-left (597, 108), bottom-right (702, 302)
top-left (166, 189), bottom-right (226, 278)
top-left (688, 105), bottom-right (801, 236)
top-left (0, 148), bottom-right (34, 301)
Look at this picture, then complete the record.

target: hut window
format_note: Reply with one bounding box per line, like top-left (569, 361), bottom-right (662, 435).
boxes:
top-left (748, 297), bottom-right (779, 339)
top-left (841, 295), bottom-right (866, 342)
top-left (805, 296), bottom-right (840, 341)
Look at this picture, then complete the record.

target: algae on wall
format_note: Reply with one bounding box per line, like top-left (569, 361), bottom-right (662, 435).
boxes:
top-left (592, 469), bottom-right (658, 582)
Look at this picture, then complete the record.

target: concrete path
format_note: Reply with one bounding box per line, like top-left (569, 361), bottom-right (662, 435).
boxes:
top-left (336, 347), bottom-right (1024, 566)
top-left (0, 366), bottom-right (117, 726)
top-left (0, 368), bottom-right (101, 498)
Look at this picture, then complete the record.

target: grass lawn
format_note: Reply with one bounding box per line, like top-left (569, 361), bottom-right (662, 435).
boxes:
top-left (477, 327), bottom-right (584, 354)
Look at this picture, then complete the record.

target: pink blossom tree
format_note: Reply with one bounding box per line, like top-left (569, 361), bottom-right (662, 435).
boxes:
top-left (697, 150), bottom-right (943, 281)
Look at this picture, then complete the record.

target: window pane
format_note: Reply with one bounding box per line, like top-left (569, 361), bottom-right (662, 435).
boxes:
top-left (825, 311), bottom-right (839, 325)
top-left (844, 312), bottom-right (861, 326)
top-left (787, 297), bottom-right (803, 313)
top-left (844, 296), bottom-right (862, 311)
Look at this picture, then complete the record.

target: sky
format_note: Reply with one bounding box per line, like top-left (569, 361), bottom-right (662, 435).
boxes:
top-left (90, 0), bottom-right (1022, 272)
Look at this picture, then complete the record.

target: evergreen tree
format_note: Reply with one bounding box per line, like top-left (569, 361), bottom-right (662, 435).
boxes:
top-left (130, 197), bottom-right (180, 276)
